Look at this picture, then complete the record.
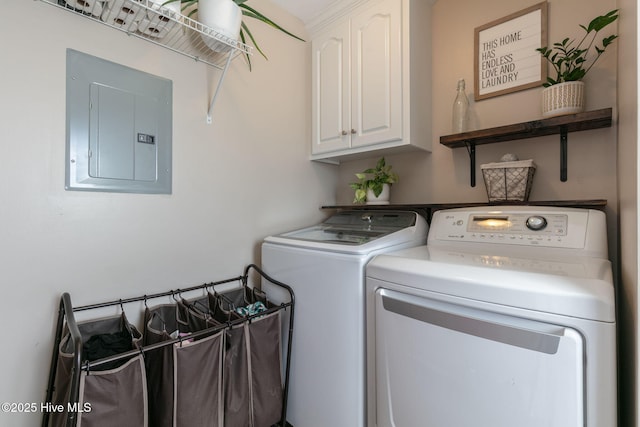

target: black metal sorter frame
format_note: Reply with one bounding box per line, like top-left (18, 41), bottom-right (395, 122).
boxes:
top-left (42, 264), bottom-right (295, 427)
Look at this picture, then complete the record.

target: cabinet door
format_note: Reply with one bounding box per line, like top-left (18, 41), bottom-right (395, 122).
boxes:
top-left (311, 21), bottom-right (351, 155)
top-left (350, 0), bottom-right (403, 148)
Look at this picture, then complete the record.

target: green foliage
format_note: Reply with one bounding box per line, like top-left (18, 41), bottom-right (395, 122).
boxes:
top-left (165, 0), bottom-right (305, 70)
top-left (536, 10), bottom-right (618, 87)
top-left (349, 158), bottom-right (399, 204)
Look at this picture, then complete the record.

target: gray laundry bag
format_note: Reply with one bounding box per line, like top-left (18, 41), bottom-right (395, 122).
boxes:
top-left (246, 310), bottom-right (283, 427)
top-left (144, 303), bottom-right (224, 427)
top-left (179, 292), bottom-right (251, 427)
top-left (214, 287), bottom-right (284, 427)
top-left (49, 313), bottom-right (147, 427)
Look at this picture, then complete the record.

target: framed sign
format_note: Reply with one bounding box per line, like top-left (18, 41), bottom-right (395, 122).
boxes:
top-left (474, 2), bottom-right (547, 101)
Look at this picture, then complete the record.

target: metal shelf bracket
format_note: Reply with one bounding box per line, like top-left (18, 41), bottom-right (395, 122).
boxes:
top-left (464, 141), bottom-right (476, 187)
top-left (560, 126), bottom-right (568, 182)
top-left (207, 53), bottom-right (234, 124)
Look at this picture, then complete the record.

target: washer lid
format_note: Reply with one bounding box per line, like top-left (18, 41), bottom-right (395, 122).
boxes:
top-left (367, 245), bottom-right (615, 322)
top-left (264, 211), bottom-right (428, 253)
top-left (273, 211), bottom-right (419, 245)
top-left (279, 225), bottom-right (389, 245)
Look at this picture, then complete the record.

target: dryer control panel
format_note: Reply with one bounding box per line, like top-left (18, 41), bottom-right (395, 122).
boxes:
top-left (466, 213), bottom-right (567, 235)
top-left (427, 207), bottom-right (606, 252)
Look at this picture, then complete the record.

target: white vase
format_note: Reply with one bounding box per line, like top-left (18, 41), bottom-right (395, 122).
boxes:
top-left (366, 184), bottom-right (390, 205)
top-left (542, 81), bottom-right (585, 118)
top-left (198, 0), bottom-right (242, 52)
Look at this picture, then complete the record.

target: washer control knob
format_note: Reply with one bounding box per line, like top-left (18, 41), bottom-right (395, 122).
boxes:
top-left (526, 216), bottom-right (547, 231)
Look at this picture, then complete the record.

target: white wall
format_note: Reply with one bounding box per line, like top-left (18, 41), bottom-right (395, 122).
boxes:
top-left (0, 1), bottom-right (334, 425)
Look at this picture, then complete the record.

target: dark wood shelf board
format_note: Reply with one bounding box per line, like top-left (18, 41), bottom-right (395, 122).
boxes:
top-left (322, 200), bottom-right (607, 223)
top-left (322, 199), bottom-right (607, 212)
top-left (440, 108), bottom-right (612, 148)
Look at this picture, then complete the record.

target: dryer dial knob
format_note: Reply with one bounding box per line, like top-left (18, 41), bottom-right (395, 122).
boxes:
top-left (526, 216), bottom-right (548, 231)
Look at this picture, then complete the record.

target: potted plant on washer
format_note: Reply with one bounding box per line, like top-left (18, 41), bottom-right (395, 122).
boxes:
top-left (350, 157), bottom-right (399, 205)
top-left (536, 10), bottom-right (618, 117)
top-left (172, 0), bottom-right (304, 69)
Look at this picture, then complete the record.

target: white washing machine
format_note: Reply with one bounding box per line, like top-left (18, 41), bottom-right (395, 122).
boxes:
top-left (366, 206), bottom-right (616, 427)
top-left (261, 210), bottom-right (428, 427)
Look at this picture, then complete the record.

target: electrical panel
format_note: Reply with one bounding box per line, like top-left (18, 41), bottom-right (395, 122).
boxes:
top-left (66, 49), bottom-right (172, 194)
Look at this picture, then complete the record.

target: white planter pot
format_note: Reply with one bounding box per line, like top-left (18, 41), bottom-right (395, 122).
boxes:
top-left (366, 184), bottom-right (390, 205)
top-left (541, 81), bottom-right (585, 118)
top-left (198, 0), bottom-right (242, 52)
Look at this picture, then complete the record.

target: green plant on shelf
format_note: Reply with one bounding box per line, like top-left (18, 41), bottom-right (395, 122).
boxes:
top-left (536, 10), bottom-right (618, 87)
top-left (349, 157), bottom-right (399, 204)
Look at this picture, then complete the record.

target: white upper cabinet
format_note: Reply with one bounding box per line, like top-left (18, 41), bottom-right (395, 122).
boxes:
top-left (351, 0), bottom-right (403, 148)
top-left (310, 0), bottom-right (433, 162)
top-left (311, 21), bottom-right (351, 154)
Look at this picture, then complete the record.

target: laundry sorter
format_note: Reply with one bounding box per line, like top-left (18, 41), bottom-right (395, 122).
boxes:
top-left (42, 264), bottom-right (294, 427)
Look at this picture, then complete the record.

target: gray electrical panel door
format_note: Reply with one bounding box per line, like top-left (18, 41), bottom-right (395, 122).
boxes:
top-left (66, 49), bottom-right (172, 194)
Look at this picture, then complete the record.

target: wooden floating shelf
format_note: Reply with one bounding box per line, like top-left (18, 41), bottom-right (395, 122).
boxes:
top-left (440, 108), bottom-right (613, 186)
top-left (321, 200), bottom-right (608, 222)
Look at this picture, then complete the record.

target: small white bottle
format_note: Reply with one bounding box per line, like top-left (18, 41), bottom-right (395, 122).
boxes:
top-left (452, 78), bottom-right (469, 133)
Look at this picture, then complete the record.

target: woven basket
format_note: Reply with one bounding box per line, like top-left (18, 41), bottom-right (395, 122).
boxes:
top-left (542, 81), bottom-right (585, 118)
top-left (481, 159), bottom-right (536, 202)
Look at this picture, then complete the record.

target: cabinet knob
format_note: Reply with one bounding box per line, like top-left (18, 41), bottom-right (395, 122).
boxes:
top-left (351, 129), bottom-right (356, 134)
top-left (341, 130), bottom-right (348, 136)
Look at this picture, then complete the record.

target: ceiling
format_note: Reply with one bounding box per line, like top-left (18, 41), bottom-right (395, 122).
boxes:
top-left (269, 0), bottom-right (336, 24)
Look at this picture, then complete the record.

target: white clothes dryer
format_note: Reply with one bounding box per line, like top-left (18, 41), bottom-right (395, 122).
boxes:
top-left (366, 206), bottom-right (616, 427)
top-left (261, 210), bottom-right (428, 427)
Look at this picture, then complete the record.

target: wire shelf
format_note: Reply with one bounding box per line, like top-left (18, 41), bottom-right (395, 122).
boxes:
top-left (39, 0), bottom-right (253, 70)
